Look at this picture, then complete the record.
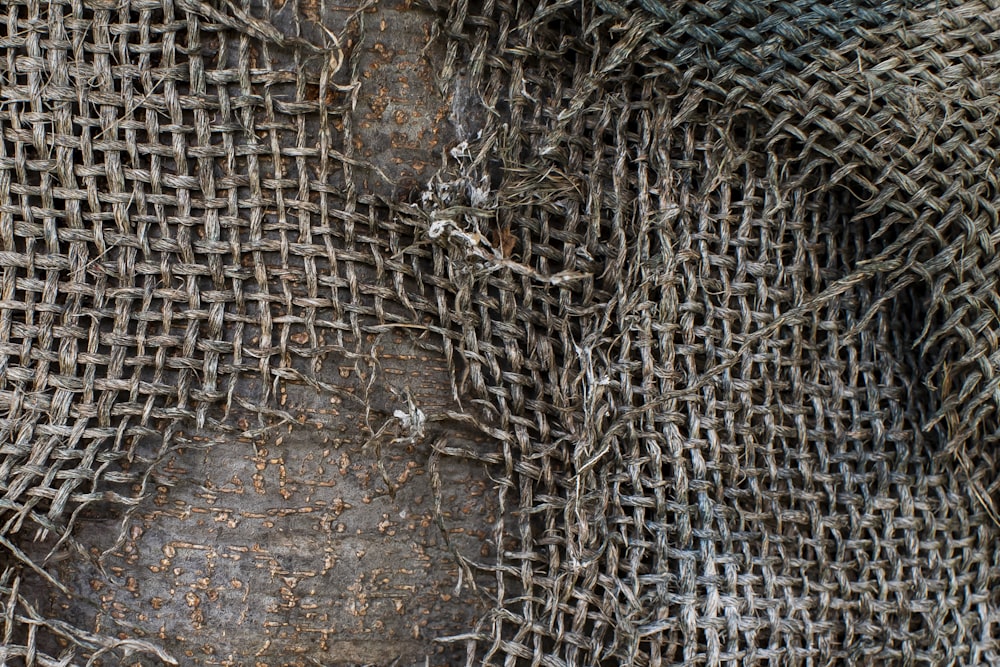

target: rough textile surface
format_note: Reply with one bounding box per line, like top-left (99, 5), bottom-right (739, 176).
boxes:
top-left (0, 0), bottom-right (999, 664)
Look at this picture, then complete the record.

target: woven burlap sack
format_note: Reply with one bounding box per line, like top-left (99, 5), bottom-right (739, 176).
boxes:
top-left (0, 0), bottom-right (997, 664)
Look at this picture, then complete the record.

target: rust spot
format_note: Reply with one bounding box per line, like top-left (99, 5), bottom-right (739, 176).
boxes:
top-left (493, 226), bottom-right (517, 258)
top-left (394, 176), bottom-right (420, 203)
top-left (368, 86), bottom-right (390, 118)
top-left (372, 42), bottom-right (394, 61)
top-left (390, 131), bottom-right (421, 150)
top-left (300, 0), bottom-right (320, 21)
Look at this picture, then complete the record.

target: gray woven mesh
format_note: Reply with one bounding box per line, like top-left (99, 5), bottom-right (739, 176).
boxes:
top-left (1, 0), bottom-right (999, 664)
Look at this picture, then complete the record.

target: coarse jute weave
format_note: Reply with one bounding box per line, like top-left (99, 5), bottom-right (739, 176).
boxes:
top-left (0, 0), bottom-right (998, 664)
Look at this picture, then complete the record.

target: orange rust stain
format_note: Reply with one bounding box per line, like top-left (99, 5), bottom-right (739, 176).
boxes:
top-left (300, 0), bottom-right (320, 21)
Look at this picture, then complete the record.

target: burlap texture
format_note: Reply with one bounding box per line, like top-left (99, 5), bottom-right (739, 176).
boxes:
top-left (0, 0), bottom-right (998, 664)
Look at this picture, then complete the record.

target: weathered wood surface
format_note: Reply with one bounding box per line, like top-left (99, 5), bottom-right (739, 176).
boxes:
top-left (29, 2), bottom-right (498, 665)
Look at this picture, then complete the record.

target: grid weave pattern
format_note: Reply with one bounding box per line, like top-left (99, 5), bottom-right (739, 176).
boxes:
top-left (432, 0), bottom-right (1000, 664)
top-left (0, 0), bottom-right (998, 664)
top-left (0, 0), bottom-right (440, 661)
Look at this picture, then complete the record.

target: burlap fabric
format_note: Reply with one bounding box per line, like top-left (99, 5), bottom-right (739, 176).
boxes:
top-left (0, 0), bottom-right (998, 664)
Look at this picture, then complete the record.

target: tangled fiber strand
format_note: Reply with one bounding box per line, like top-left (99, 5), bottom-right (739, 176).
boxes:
top-left (428, 0), bottom-right (1000, 664)
top-left (0, 0), bottom-right (997, 664)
